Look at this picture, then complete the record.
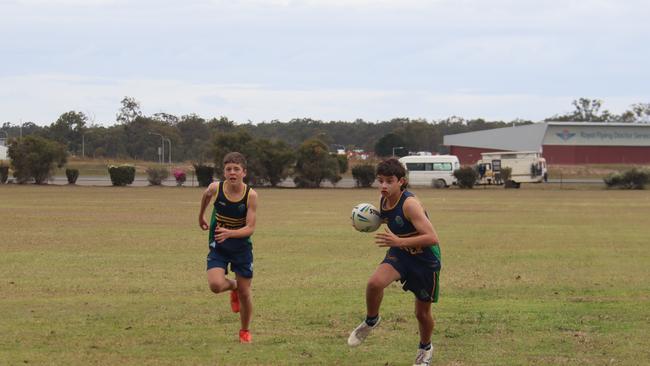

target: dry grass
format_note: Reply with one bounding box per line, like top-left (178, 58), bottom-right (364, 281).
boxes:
top-left (1, 185), bottom-right (649, 365)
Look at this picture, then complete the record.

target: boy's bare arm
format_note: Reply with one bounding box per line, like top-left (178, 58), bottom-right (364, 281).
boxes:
top-left (375, 197), bottom-right (439, 248)
top-left (198, 182), bottom-right (219, 230)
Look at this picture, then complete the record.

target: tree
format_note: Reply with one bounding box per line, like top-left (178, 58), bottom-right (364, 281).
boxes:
top-left (210, 130), bottom-right (264, 184)
top-left (630, 103), bottom-right (650, 123)
top-left (255, 139), bottom-right (295, 187)
top-left (293, 139), bottom-right (339, 188)
top-left (374, 133), bottom-right (407, 157)
top-left (116, 96), bottom-right (142, 124)
top-left (7, 136), bottom-right (67, 184)
top-left (549, 98), bottom-right (611, 122)
top-left (48, 111), bottom-right (87, 155)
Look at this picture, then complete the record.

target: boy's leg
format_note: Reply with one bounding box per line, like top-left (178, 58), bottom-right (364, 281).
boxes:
top-left (414, 299), bottom-right (434, 345)
top-left (207, 267), bottom-right (236, 294)
top-left (348, 263), bottom-right (401, 347)
top-left (235, 275), bottom-right (253, 330)
top-left (366, 263), bottom-right (401, 317)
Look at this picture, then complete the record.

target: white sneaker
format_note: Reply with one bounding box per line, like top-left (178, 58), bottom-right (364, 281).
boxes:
top-left (413, 346), bottom-right (433, 366)
top-left (347, 317), bottom-right (381, 347)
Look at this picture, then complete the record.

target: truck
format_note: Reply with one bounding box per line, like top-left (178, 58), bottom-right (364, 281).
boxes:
top-left (476, 151), bottom-right (547, 188)
top-left (399, 155), bottom-right (460, 188)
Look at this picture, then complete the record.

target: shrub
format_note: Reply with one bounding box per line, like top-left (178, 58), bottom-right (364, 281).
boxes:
top-left (7, 135), bottom-right (67, 184)
top-left (334, 154), bottom-right (349, 175)
top-left (173, 169), bottom-right (187, 186)
top-left (352, 164), bottom-right (375, 188)
top-left (65, 168), bottom-right (79, 184)
top-left (604, 168), bottom-right (649, 189)
top-left (146, 166), bottom-right (169, 186)
top-left (293, 139), bottom-right (340, 188)
top-left (500, 167), bottom-right (512, 183)
top-left (603, 172), bottom-right (624, 188)
top-left (0, 165), bottom-right (8, 184)
top-left (193, 164), bottom-right (214, 187)
top-left (622, 168), bottom-right (649, 189)
top-left (108, 165), bottom-right (135, 186)
top-left (453, 166), bottom-right (478, 189)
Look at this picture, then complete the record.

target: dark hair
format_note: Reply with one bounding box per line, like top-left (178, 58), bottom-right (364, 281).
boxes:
top-left (377, 158), bottom-right (406, 179)
top-left (223, 152), bottom-right (247, 169)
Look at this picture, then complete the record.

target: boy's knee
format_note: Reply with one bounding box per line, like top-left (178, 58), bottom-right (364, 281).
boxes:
top-left (415, 308), bottom-right (432, 322)
top-left (209, 281), bottom-right (228, 294)
top-left (237, 287), bottom-right (252, 302)
top-left (366, 278), bottom-right (385, 292)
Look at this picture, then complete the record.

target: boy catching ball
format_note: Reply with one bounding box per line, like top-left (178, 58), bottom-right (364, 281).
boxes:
top-left (348, 158), bottom-right (442, 366)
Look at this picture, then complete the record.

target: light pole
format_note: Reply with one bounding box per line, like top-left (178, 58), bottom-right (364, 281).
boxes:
top-left (148, 132), bottom-right (164, 164)
top-left (82, 131), bottom-right (92, 158)
top-left (164, 137), bottom-right (172, 164)
top-left (392, 146), bottom-right (405, 157)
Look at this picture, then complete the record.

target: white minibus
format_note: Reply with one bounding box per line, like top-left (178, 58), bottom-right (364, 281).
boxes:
top-left (398, 155), bottom-right (460, 188)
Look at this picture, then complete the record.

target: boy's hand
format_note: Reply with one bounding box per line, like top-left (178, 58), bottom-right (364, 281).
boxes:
top-left (199, 217), bottom-right (209, 230)
top-left (215, 226), bottom-right (233, 243)
top-left (375, 228), bottom-right (401, 247)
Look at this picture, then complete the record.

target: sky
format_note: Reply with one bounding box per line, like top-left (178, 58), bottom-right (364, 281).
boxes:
top-left (1, 0), bottom-right (649, 126)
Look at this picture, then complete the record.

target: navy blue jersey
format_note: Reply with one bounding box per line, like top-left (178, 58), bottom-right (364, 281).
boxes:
top-left (209, 181), bottom-right (252, 253)
top-left (380, 191), bottom-right (439, 259)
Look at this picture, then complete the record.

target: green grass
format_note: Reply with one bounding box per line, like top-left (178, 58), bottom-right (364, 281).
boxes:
top-left (1, 185), bottom-right (649, 365)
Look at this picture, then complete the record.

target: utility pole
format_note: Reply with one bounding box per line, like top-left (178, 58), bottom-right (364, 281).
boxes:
top-left (164, 137), bottom-right (172, 164)
top-left (148, 132), bottom-right (164, 164)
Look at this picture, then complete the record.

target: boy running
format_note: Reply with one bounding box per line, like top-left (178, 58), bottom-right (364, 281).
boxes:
top-left (198, 152), bottom-right (258, 344)
top-left (348, 158), bottom-right (442, 366)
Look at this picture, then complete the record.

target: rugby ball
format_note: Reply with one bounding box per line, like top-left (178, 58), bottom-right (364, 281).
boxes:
top-left (351, 203), bottom-right (381, 232)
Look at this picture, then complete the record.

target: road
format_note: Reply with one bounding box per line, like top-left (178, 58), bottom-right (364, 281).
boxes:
top-left (35, 176), bottom-right (602, 188)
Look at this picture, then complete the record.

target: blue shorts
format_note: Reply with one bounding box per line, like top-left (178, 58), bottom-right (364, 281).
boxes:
top-left (381, 246), bottom-right (441, 302)
top-left (206, 246), bottom-right (254, 278)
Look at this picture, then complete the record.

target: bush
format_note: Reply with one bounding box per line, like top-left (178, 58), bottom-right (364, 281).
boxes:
top-left (603, 173), bottom-right (624, 188)
top-left (453, 166), bottom-right (478, 189)
top-left (293, 139), bottom-right (340, 188)
top-left (193, 164), bottom-right (214, 187)
top-left (604, 168), bottom-right (649, 189)
top-left (108, 165), bottom-right (135, 186)
top-left (334, 154), bottom-right (349, 175)
top-left (146, 166), bottom-right (169, 186)
top-left (65, 168), bottom-right (79, 184)
top-left (352, 164), bottom-right (375, 188)
top-left (0, 165), bottom-right (8, 184)
top-left (500, 167), bottom-right (512, 183)
top-left (7, 135), bottom-right (67, 184)
top-left (173, 169), bottom-right (187, 186)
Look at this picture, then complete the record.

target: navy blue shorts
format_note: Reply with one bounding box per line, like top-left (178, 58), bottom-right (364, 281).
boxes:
top-left (206, 246), bottom-right (254, 278)
top-left (381, 246), bottom-right (441, 302)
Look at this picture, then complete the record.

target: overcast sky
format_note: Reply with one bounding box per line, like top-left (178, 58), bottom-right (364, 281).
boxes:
top-left (1, 0), bottom-right (649, 126)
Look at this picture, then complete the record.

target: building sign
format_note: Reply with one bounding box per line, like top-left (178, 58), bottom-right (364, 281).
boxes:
top-left (544, 125), bottom-right (650, 146)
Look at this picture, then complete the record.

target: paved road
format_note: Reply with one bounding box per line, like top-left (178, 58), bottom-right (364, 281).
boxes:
top-left (39, 176), bottom-right (602, 188)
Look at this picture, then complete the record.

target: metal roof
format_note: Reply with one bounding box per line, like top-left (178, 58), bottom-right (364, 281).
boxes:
top-left (443, 122), bottom-right (650, 150)
top-left (443, 123), bottom-right (547, 151)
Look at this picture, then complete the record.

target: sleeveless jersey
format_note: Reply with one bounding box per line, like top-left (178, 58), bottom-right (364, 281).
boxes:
top-left (380, 190), bottom-right (440, 259)
top-left (209, 181), bottom-right (252, 253)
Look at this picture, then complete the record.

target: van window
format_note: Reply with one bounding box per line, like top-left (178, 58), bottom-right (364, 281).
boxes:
top-left (433, 162), bottom-right (452, 171)
top-left (406, 163), bottom-right (425, 171)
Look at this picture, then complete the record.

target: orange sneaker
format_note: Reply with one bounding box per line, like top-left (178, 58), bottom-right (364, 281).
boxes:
top-left (239, 329), bottom-right (252, 344)
top-left (230, 290), bottom-right (240, 313)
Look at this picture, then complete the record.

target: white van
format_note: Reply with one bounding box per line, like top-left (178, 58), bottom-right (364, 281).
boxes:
top-left (399, 155), bottom-right (460, 188)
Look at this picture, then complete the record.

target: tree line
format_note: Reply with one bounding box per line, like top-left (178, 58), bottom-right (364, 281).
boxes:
top-left (3, 97), bottom-right (648, 163)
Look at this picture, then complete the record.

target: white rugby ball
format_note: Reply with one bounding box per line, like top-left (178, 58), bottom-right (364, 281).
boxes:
top-left (351, 203), bottom-right (382, 232)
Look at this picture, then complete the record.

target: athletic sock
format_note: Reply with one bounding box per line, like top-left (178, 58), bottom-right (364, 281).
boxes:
top-left (365, 315), bottom-right (379, 327)
top-left (419, 342), bottom-right (432, 350)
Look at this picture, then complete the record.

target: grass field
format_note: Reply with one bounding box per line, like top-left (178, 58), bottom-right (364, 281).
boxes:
top-left (1, 185), bottom-right (649, 365)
